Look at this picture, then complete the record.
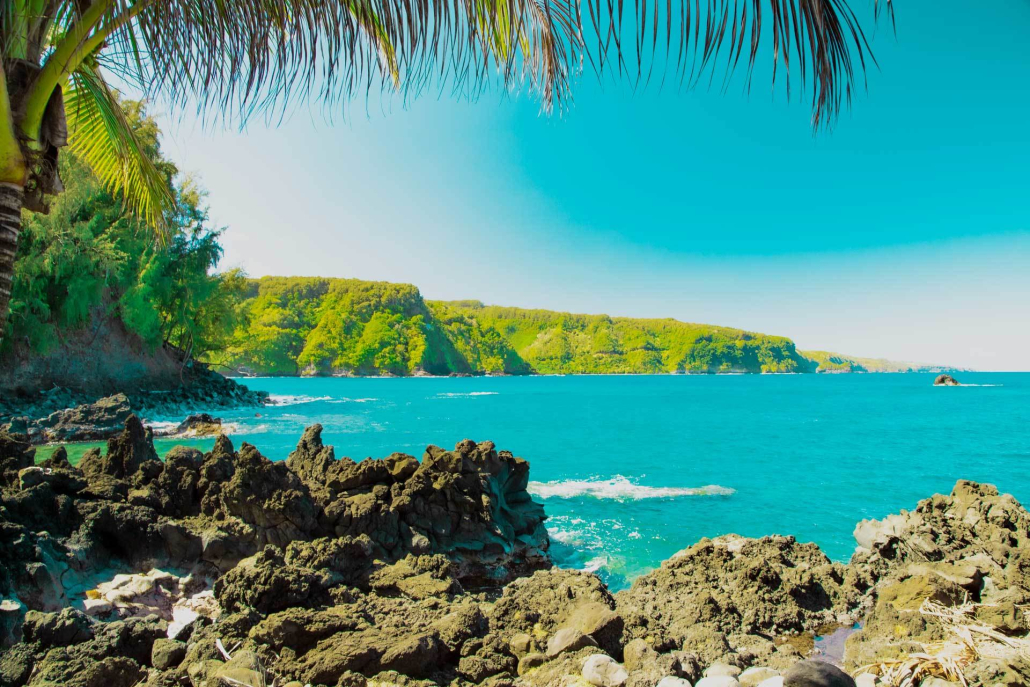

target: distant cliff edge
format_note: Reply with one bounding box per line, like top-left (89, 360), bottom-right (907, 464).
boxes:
top-left (207, 277), bottom-right (961, 378)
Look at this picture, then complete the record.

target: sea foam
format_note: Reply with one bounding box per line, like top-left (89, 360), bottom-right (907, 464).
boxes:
top-left (435, 391), bottom-right (500, 398)
top-left (528, 475), bottom-right (735, 501)
top-left (267, 394), bottom-right (333, 406)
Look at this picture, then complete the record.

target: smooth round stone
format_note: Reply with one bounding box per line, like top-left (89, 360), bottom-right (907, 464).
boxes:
top-left (695, 677), bottom-right (741, 687)
top-left (783, 660), bottom-right (856, 687)
top-left (739, 668), bottom-right (780, 687)
top-left (705, 664), bottom-right (743, 678)
top-left (757, 678), bottom-right (785, 687)
top-left (657, 678), bottom-right (693, 687)
top-left (854, 674), bottom-right (877, 687)
top-left (582, 654), bottom-right (629, 687)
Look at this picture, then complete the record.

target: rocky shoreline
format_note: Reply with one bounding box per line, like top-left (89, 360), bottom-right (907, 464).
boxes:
top-left (1, 422), bottom-right (1028, 687)
top-left (0, 367), bottom-right (268, 444)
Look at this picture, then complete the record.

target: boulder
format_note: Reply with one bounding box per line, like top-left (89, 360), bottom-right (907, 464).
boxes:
top-left (783, 661), bottom-right (855, 687)
top-left (0, 430), bottom-right (34, 487)
top-left (22, 607), bottom-right (94, 647)
top-left (210, 650), bottom-right (266, 687)
top-left (169, 413), bottom-right (223, 437)
top-left (695, 677), bottom-right (741, 687)
top-left (739, 667), bottom-right (780, 687)
top-left (151, 638), bottom-right (187, 670)
top-left (36, 394), bottom-right (134, 442)
top-left (582, 654), bottom-right (629, 687)
top-left (548, 627), bottom-right (598, 657)
top-left (78, 415), bottom-right (160, 480)
top-left (518, 653), bottom-right (548, 676)
top-left (622, 638), bottom-right (657, 671)
top-left (1, 598), bottom-right (26, 648)
top-left (705, 664), bottom-right (742, 678)
top-left (658, 678), bottom-right (693, 687)
top-left (567, 601), bottom-right (625, 658)
top-left (933, 374), bottom-right (960, 386)
top-left (617, 534), bottom-right (851, 658)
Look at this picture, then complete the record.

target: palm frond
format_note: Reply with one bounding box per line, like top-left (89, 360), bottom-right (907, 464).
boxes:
top-left (27, 0), bottom-right (890, 148)
top-left (63, 63), bottom-right (174, 231)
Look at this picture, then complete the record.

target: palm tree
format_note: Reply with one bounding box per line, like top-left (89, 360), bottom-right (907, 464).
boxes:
top-left (0, 0), bottom-right (889, 343)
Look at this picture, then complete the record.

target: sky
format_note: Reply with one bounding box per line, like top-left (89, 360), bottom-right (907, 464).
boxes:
top-left (153, 0), bottom-right (1030, 371)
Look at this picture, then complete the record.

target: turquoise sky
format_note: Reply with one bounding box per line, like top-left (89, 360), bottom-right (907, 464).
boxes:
top-left (155, 0), bottom-right (1030, 371)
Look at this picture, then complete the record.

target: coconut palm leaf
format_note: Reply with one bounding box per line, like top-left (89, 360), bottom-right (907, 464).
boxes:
top-left (63, 63), bottom-right (174, 230)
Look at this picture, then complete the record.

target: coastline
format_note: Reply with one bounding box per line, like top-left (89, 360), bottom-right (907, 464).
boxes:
top-left (1, 421), bottom-right (1027, 687)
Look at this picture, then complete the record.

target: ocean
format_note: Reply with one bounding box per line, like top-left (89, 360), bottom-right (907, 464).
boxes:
top-left (141, 372), bottom-right (1029, 590)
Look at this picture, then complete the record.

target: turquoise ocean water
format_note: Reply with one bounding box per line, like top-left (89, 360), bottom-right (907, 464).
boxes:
top-left (145, 373), bottom-right (1029, 590)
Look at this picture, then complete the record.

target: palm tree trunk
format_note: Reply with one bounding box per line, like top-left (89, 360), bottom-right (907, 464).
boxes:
top-left (0, 182), bottom-right (22, 345)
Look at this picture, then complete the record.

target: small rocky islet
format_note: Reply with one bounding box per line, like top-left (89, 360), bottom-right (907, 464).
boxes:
top-left (1, 421), bottom-right (1028, 687)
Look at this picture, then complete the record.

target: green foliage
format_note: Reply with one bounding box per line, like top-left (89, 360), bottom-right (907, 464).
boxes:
top-left (437, 304), bottom-right (810, 374)
top-left (798, 350), bottom-right (949, 374)
top-left (4, 102), bottom-right (245, 361)
top-left (211, 278), bottom-right (530, 376)
top-left (217, 279), bottom-right (811, 376)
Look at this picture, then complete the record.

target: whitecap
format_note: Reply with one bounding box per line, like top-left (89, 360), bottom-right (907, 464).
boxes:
top-left (434, 391), bottom-right (499, 398)
top-left (528, 475), bottom-right (735, 501)
top-left (267, 394), bottom-right (333, 406)
top-left (327, 397), bottom-right (380, 404)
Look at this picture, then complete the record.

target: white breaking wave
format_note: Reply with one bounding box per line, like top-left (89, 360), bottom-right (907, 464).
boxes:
top-left (435, 391), bottom-right (499, 398)
top-left (327, 397), bottom-right (380, 404)
top-left (528, 475), bottom-right (735, 501)
top-left (267, 394), bottom-right (333, 406)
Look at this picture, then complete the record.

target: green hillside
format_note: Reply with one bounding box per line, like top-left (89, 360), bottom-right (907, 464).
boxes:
top-left (799, 350), bottom-right (957, 374)
top-left (212, 278), bottom-right (812, 376)
top-left (435, 302), bottom-right (808, 374)
top-left (210, 278), bottom-right (529, 376)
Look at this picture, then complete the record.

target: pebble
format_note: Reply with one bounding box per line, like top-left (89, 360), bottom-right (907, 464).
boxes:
top-left (582, 653), bottom-right (629, 687)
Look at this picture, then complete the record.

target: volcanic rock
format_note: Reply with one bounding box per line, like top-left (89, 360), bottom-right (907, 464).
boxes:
top-left (34, 394), bottom-right (133, 442)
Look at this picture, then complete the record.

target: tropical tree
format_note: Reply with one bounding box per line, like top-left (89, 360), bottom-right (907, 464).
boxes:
top-left (0, 0), bottom-right (890, 344)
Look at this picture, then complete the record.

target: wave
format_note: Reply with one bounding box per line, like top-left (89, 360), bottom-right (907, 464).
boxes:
top-left (435, 391), bottom-right (499, 398)
top-left (327, 397), bottom-right (380, 404)
top-left (528, 475), bottom-right (735, 501)
top-left (267, 394), bottom-right (333, 406)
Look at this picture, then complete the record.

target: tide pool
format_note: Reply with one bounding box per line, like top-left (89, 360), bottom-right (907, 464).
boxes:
top-left (127, 373), bottom-right (1029, 590)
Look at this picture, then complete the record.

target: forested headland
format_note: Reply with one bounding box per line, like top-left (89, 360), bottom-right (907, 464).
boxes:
top-left (0, 101), bottom-right (250, 407)
top-left (0, 105), bottom-right (952, 390)
top-left (209, 278), bottom-right (815, 377)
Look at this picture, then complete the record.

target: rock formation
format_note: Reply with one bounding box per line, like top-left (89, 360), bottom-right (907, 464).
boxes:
top-left (1, 419), bottom-right (1028, 687)
top-left (932, 374), bottom-right (960, 386)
